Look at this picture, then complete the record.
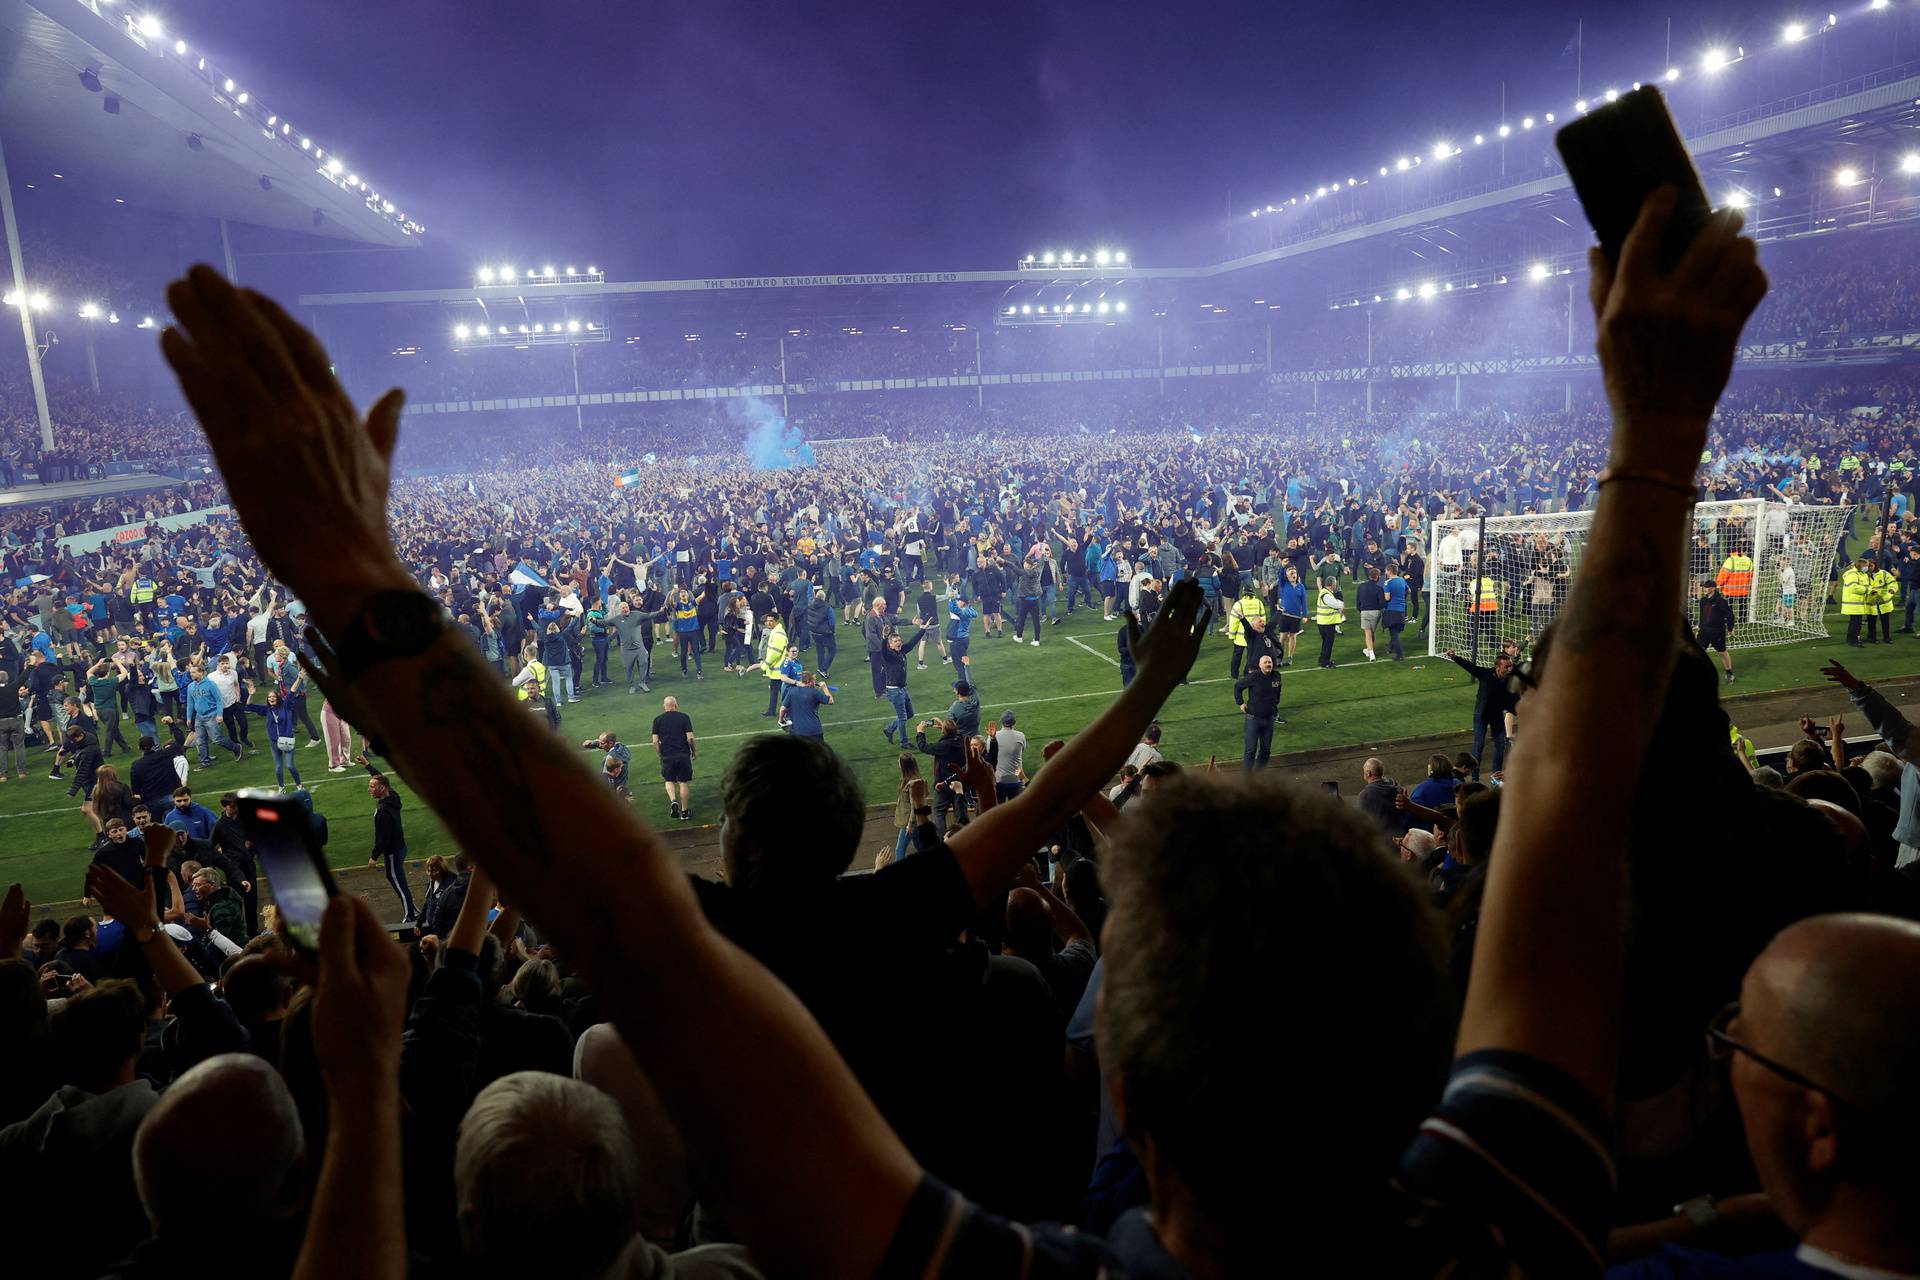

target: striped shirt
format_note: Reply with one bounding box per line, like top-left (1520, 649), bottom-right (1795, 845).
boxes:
top-left (878, 1048), bottom-right (1613, 1279)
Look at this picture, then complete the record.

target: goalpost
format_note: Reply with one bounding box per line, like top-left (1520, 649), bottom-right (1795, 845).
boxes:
top-left (1426, 499), bottom-right (1856, 659)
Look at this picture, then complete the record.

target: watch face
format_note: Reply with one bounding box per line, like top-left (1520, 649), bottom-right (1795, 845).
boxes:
top-left (365, 592), bottom-right (445, 652)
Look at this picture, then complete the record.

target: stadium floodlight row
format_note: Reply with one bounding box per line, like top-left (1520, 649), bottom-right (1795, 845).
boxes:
top-left (103, 4), bottom-right (421, 236)
top-left (1243, 4), bottom-right (1869, 223)
top-left (475, 265), bottom-right (606, 286)
top-left (1017, 249), bottom-right (1129, 270)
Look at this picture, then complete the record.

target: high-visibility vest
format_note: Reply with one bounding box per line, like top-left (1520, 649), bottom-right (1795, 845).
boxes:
top-left (1874, 569), bottom-right (1898, 614)
top-left (1729, 722), bottom-right (1756, 766)
top-left (518, 658), bottom-right (548, 701)
top-left (762, 622), bottom-right (788, 663)
top-left (1229, 595), bottom-right (1267, 645)
top-left (1314, 589), bottom-right (1344, 625)
top-left (1473, 577), bottom-right (1500, 613)
top-left (1839, 568), bottom-right (1874, 616)
top-left (129, 579), bottom-right (156, 605)
top-left (1716, 554), bottom-right (1754, 598)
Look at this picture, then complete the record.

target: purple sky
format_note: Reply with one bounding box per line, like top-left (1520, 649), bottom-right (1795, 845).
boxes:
top-left (152, 0), bottom-right (1879, 290)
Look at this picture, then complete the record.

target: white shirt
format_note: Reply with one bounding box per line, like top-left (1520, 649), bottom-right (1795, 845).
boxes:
top-left (208, 668), bottom-right (242, 709)
top-left (1779, 563), bottom-right (1797, 594)
top-left (1438, 532), bottom-right (1464, 569)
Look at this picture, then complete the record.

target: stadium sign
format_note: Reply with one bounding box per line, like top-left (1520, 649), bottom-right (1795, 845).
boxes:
top-left (700, 273), bottom-right (963, 289)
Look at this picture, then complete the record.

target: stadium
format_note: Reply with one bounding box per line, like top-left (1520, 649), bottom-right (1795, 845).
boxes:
top-left (7, 1), bottom-right (1920, 1276)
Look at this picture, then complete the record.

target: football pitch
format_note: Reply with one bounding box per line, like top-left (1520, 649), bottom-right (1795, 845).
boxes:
top-left (2, 596), bottom-right (1915, 907)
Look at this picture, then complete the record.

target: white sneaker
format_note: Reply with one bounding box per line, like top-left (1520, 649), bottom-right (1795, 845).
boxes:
top-left (1366, 651), bottom-right (1377, 661)
top-left (328, 765), bottom-right (347, 773)
top-left (1030, 640), bottom-right (1041, 648)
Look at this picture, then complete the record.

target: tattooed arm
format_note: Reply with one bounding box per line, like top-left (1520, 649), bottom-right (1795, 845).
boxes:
top-left (159, 267), bottom-right (917, 1278)
top-left (1454, 191), bottom-right (1768, 1106)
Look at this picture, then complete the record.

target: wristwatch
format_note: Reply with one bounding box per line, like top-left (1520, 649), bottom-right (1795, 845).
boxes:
top-left (322, 591), bottom-right (449, 682)
top-left (1673, 1195), bottom-right (1720, 1230)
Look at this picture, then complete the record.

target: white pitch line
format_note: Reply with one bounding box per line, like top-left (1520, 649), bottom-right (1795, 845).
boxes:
top-left (1065, 635), bottom-right (1122, 667)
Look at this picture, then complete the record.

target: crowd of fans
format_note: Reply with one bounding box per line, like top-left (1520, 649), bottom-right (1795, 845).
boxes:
top-left (10, 210), bottom-right (1920, 1278)
top-left (7, 206), bottom-right (1920, 1276)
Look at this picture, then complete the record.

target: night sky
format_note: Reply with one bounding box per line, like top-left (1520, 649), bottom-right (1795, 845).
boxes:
top-left (94, 0), bottom-right (1897, 288)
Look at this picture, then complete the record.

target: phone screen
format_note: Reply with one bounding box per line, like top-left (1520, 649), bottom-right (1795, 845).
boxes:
top-left (239, 789), bottom-right (335, 955)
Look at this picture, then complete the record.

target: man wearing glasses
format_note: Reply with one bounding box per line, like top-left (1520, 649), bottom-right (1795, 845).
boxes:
top-left (1612, 913), bottom-right (1920, 1278)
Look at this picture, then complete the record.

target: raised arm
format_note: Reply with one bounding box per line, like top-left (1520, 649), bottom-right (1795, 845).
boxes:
top-left (1456, 191), bottom-right (1767, 1104)
top-left (159, 268), bottom-right (915, 1277)
top-left (943, 579), bottom-right (1208, 910)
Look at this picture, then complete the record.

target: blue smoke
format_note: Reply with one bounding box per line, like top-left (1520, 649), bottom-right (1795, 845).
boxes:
top-left (735, 398), bottom-right (815, 469)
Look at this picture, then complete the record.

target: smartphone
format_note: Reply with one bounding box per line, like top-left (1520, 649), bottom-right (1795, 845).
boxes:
top-left (238, 788), bottom-right (336, 957)
top-left (1554, 85), bottom-right (1714, 275)
top-left (1812, 724), bottom-right (1833, 740)
top-left (1321, 780), bottom-right (1341, 796)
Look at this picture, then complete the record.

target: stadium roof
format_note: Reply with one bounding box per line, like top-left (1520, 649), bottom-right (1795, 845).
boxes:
top-left (0, 0), bottom-right (419, 246)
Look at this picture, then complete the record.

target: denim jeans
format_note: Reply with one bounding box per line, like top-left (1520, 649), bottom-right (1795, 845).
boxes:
top-left (551, 662), bottom-right (576, 702)
top-left (1041, 584), bottom-right (1058, 621)
top-left (1242, 714), bottom-right (1275, 771)
top-left (271, 742), bottom-right (303, 788)
top-left (885, 687), bottom-right (913, 741)
top-left (815, 632), bottom-right (837, 674)
top-left (893, 825), bottom-right (919, 860)
top-left (193, 714), bottom-right (238, 765)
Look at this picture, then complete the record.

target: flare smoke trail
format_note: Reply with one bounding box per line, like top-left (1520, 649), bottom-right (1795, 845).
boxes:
top-left (734, 397), bottom-right (815, 469)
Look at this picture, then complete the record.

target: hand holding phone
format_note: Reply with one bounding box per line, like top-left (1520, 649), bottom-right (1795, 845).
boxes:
top-left (239, 788), bottom-right (336, 958)
top-left (1555, 86), bottom-right (1712, 274)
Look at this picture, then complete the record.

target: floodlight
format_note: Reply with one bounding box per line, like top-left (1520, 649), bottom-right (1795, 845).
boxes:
top-left (1576, 100), bottom-right (1589, 112)
top-left (1903, 153), bottom-right (1920, 174)
top-left (1006, 306), bottom-right (1017, 315)
top-left (1394, 288), bottom-right (1411, 301)
top-left (1497, 125), bottom-right (1511, 138)
top-left (1702, 48), bottom-right (1730, 72)
top-left (326, 157), bottom-right (344, 173)
top-left (1020, 305), bottom-right (1032, 314)
top-left (533, 324), bottom-right (544, 333)
top-left (1317, 185), bottom-right (1328, 196)
top-left (236, 92), bottom-right (248, 104)
top-left (1430, 142), bottom-right (1450, 162)
top-left (1665, 67), bottom-right (1681, 81)
top-left (1379, 166), bottom-right (1388, 176)
top-left (1081, 303), bottom-right (1091, 313)
top-left (79, 302), bottom-right (100, 319)
top-left (477, 267), bottom-right (494, 283)
top-left (79, 69), bottom-right (102, 93)
top-left (1395, 156), bottom-right (1411, 171)
top-left (1528, 262), bottom-right (1550, 281)
top-left (541, 265), bottom-right (555, 277)
top-left (1373, 295), bottom-right (1383, 303)
top-left (138, 316), bottom-right (155, 328)
top-left (300, 137), bottom-right (311, 150)
top-left (1544, 113), bottom-right (1555, 123)
top-left (455, 324), bottom-right (470, 339)
top-left (1874, 0), bottom-right (1891, 9)
top-left (1097, 302), bottom-right (1110, 313)
top-left (1077, 253), bottom-right (1088, 263)
top-left (1417, 281), bottom-right (1437, 299)
top-left (517, 324), bottom-right (529, 334)
top-left (475, 325), bottom-right (489, 336)
top-left (566, 266), bottom-right (577, 276)
top-left (1053, 305), bottom-right (1064, 313)
top-left (2, 291), bottom-right (15, 307)
top-left (567, 320), bottom-right (580, 333)
top-left (1783, 21), bottom-right (1807, 42)
top-left (1041, 252), bottom-right (1055, 264)
top-left (501, 265), bottom-right (514, 279)
top-left (1836, 166), bottom-right (1860, 187)
top-left (107, 312), bottom-right (119, 324)
top-left (585, 323), bottom-right (597, 331)
top-left (29, 292), bottom-right (49, 311)
top-left (588, 265), bottom-right (599, 274)
top-left (1095, 249), bottom-right (1111, 264)
top-left (173, 39), bottom-right (186, 54)
top-left (138, 14), bottom-right (163, 38)
top-left (1726, 189), bottom-right (1751, 208)
top-left (1473, 133), bottom-right (1484, 145)
top-left (1115, 301), bottom-right (1127, 312)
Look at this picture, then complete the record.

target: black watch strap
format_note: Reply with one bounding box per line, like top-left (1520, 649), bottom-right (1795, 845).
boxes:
top-left (322, 591), bottom-right (447, 682)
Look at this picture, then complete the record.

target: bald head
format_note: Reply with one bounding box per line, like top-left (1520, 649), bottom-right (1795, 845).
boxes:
top-left (1742, 913), bottom-right (1920, 1115)
top-left (133, 1053), bottom-right (305, 1233)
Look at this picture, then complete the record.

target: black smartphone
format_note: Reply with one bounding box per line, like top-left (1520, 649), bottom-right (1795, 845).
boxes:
top-left (238, 788), bottom-right (336, 957)
top-left (1812, 725), bottom-right (1833, 741)
top-left (1554, 85), bottom-right (1714, 274)
top-left (1322, 780), bottom-right (1341, 796)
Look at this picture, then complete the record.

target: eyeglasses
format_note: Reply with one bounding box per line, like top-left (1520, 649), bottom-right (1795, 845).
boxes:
top-left (1705, 1003), bottom-right (1860, 1111)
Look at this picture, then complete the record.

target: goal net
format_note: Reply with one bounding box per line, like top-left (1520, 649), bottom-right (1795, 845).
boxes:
top-left (1425, 499), bottom-right (1855, 659)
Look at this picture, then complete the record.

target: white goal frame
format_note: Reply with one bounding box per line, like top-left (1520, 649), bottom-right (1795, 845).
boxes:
top-left (1426, 499), bottom-right (1854, 658)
